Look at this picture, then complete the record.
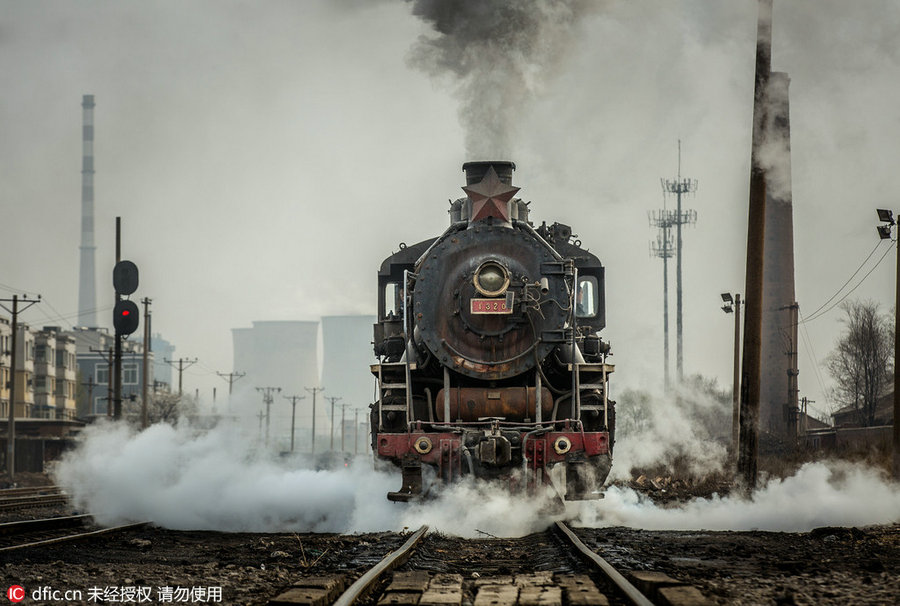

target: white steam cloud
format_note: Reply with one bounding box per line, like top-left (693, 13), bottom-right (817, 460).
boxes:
top-left (54, 415), bottom-right (899, 537)
top-left (610, 379), bottom-right (731, 481)
top-left (573, 461), bottom-right (900, 532)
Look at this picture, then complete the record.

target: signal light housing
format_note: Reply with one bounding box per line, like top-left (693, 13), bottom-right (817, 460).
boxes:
top-left (113, 299), bottom-right (140, 335)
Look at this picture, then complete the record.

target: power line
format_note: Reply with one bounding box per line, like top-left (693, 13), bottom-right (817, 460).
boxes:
top-left (801, 239), bottom-right (887, 322)
top-left (801, 239), bottom-right (894, 324)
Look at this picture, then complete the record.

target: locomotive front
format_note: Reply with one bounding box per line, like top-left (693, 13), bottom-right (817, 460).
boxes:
top-left (372, 161), bottom-right (614, 501)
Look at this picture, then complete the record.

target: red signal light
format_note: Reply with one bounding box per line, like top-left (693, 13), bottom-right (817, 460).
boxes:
top-left (121, 310), bottom-right (131, 316)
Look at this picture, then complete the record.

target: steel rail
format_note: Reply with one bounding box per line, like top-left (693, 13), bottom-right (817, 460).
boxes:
top-left (555, 521), bottom-right (654, 606)
top-left (332, 525), bottom-right (429, 606)
top-left (0, 485), bottom-right (61, 497)
top-left (0, 514), bottom-right (91, 537)
top-left (0, 521), bottom-right (150, 552)
top-left (0, 494), bottom-right (68, 511)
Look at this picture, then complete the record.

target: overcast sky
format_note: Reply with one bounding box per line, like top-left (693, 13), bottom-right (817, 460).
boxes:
top-left (2, 0), bottom-right (899, 420)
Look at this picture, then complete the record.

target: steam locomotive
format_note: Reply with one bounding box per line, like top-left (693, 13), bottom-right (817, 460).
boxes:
top-left (371, 161), bottom-right (614, 501)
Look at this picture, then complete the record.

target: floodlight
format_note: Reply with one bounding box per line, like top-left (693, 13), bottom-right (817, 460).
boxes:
top-left (877, 209), bottom-right (895, 224)
top-left (720, 293), bottom-right (733, 304)
top-left (721, 304), bottom-right (733, 314)
top-left (877, 225), bottom-right (892, 240)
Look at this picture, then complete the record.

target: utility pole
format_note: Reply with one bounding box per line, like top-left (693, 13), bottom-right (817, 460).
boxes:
top-left (283, 394), bottom-right (305, 453)
top-left (784, 302), bottom-right (800, 441)
top-left (875, 208), bottom-right (900, 481)
top-left (721, 293), bottom-right (742, 466)
top-left (661, 141), bottom-right (698, 383)
top-left (256, 387), bottom-right (281, 447)
top-left (305, 386), bottom-right (324, 455)
top-left (81, 375), bottom-right (96, 416)
top-left (739, 0), bottom-right (773, 491)
top-left (141, 297), bottom-right (151, 429)
top-left (327, 396), bottom-right (342, 450)
top-left (0, 294), bottom-right (40, 484)
top-left (216, 371), bottom-right (246, 410)
top-left (339, 403), bottom-right (351, 452)
top-left (164, 357), bottom-right (198, 396)
top-left (256, 410), bottom-right (265, 441)
top-left (354, 408), bottom-right (363, 455)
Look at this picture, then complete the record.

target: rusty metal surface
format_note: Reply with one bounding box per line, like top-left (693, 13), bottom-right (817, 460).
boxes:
top-left (434, 386), bottom-right (553, 422)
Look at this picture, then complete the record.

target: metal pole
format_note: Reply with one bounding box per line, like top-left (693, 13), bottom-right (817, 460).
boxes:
top-left (738, 0), bottom-right (773, 491)
top-left (663, 226), bottom-right (670, 390)
top-left (141, 297), bottom-right (151, 429)
top-left (732, 294), bottom-right (741, 465)
top-left (6, 295), bottom-right (17, 484)
top-left (676, 150), bottom-right (684, 382)
top-left (113, 217), bottom-right (122, 419)
top-left (894, 232), bottom-right (900, 481)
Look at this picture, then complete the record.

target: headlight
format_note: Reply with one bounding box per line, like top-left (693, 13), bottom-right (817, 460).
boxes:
top-left (473, 261), bottom-right (510, 297)
top-left (553, 436), bottom-right (572, 455)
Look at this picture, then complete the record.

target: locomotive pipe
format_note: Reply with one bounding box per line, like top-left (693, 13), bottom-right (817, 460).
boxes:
top-left (539, 277), bottom-right (550, 295)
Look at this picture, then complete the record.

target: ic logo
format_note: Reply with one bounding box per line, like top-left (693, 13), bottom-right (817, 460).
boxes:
top-left (6, 585), bottom-right (25, 603)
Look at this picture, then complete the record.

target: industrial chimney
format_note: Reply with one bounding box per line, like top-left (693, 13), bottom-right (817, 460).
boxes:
top-left (759, 72), bottom-right (799, 444)
top-left (78, 94), bottom-right (98, 328)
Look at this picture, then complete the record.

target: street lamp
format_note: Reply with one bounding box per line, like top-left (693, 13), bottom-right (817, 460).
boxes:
top-left (875, 209), bottom-right (900, 481)
top-left (721, 292), bottom-right (742, 466)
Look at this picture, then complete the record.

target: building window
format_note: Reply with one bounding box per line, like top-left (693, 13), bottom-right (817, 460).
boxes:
top-left (96, 364), bottom-right (109, 385)
top-left (123, 363), bottom-right (138, 385)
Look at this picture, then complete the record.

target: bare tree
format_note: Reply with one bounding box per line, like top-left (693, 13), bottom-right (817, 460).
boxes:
top-left (825, 300), bottom-right (894, 427)
top-left (123, 390), bottom-right (198, 426)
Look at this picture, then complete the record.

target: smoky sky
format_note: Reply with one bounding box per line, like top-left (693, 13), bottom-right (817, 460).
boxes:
top-left (406, 0), bottom-right (603, 158)
top-left (1, 0), bottom-right (899, 427)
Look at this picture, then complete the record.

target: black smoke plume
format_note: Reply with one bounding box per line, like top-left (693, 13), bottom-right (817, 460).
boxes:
top-left (406, 0), bottom-right (602, 158)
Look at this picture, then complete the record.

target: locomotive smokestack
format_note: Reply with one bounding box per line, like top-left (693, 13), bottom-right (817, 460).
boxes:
top-left (463, 161), bottom-right (515, 186)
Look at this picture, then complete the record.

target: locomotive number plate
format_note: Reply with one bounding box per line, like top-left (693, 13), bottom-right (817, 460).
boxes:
top-left (470, 298), bottom-right (512, 314)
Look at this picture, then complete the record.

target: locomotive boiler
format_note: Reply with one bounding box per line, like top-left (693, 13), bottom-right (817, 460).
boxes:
top-left (371, 161), bottom-right (614, 501)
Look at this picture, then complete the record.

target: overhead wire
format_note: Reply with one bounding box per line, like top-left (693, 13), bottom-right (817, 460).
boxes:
top-left (801, 238), bottom-right (895, 325)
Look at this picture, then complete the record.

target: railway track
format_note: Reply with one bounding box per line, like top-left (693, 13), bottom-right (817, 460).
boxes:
top-left (0, 514), bottom-right (150, 553)
top-left (268, 522), bottom-right (711, 606)
top-left (0, 485), bottom-right (68, 512)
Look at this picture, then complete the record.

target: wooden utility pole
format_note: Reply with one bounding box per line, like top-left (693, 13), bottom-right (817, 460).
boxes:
top-left (738, 0), bottom-right (773, 491)
top-left (305, 386), bottom-right (324, 455)
top-left (216, 371), bottom-right (245, 411)
top-left (1, 294), bottom-right (41, 484)
top-left (354, 408), bottom-right (363, 455)
top-left (327, 396), bottom-right (342, 450)
top-left (339, 403), bottom-right (351, 453)
top-left (164, 357), bottom-right (198, 396)
top-left (283, 394), bottom-right (305, 453)
top-left (256, 387), bottom-right (281, 447)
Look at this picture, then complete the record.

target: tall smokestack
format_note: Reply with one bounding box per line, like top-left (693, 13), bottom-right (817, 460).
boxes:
top-left (760, 72), bottom-right (799, 444)
top-left (78, 94), bottom-right (98, 328)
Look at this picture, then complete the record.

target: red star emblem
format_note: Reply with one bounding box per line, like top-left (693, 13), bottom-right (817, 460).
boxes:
top-left (462, 166), bottom-right (520, 223)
